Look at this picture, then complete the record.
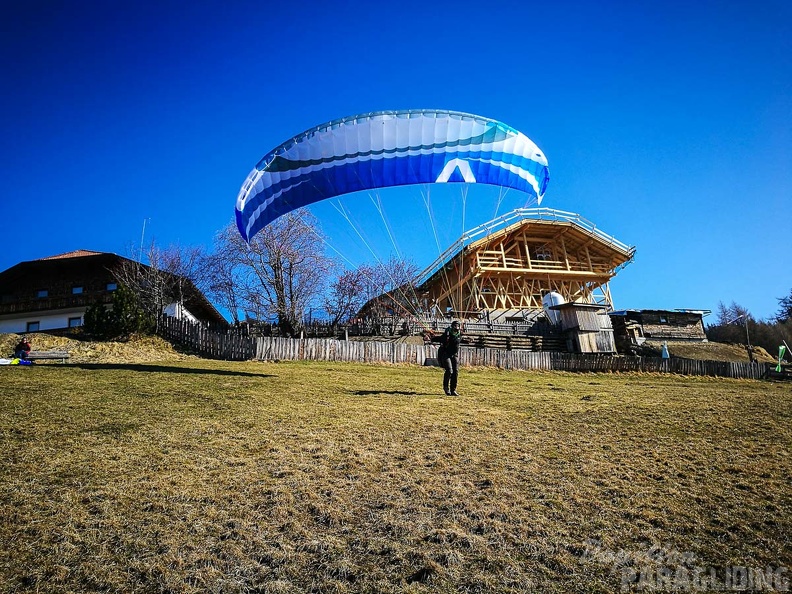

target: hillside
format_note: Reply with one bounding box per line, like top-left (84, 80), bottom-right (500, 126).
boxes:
top-left (640, 340), bottom-right (775, 363)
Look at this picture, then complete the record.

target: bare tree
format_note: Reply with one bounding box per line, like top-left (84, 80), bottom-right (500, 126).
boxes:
top-left (150, 244), bottom-right (207, 305)
top-left (114, 243), bottom-right (207, 330)
top-left (356, 256), bottom-right (421, 319)
top-left (213, 210), bottom-right (333, 335)
top-left (323, 268), bottom-right (367, 326)
top-left (200, 226), bottom-right (244, 324)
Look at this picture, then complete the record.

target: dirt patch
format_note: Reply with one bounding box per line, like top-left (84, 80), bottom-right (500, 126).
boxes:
top-left (0, 332), bottom-right (194, 364)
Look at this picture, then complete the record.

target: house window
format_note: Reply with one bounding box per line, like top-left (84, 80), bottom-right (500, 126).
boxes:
top-left (26, 321), bottom-right (40, 332)
top-left (37, 289), bottom-right (49, 298)
top-left (72, 286), bottom-right (83, 295)
top-left (106, 282), bottom-right (117, 291)
top-left (659, 316), bottom-right (668, 324)
top-left (68, 317), bottom-right (82, 328)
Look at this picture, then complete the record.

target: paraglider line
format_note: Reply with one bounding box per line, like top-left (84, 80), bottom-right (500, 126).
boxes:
top-left (328, 200), bottom-right (428, 331)
top-left (419, 184), bottom-right (458, 314)
top-left (339, 162), bottom-right (426, 320)
top-left (366, 190), bottom-right (425, 316)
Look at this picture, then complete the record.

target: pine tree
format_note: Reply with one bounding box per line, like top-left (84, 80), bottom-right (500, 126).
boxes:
top-left (83, 286), bottom-right (154, 339)
top-left (84, 301), bottom-right (111, 338)
top-left (777, 289), bottom-right (792, 323)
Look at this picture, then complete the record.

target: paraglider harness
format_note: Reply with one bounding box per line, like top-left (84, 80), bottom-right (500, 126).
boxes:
top-left (437, 343), bottom-right (447, 364)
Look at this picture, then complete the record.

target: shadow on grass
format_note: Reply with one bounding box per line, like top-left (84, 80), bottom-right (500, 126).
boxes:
top-left (53, 363), bottom-right (275, 377)
top-left (352, 389), bottom-right (436, 396)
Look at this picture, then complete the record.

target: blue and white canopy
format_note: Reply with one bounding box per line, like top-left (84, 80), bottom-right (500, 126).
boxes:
top-left (235, 109), bottom-right (550, 242)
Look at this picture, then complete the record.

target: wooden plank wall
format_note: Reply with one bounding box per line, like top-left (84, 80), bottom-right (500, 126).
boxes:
top-left (548, 353), bottom-right (765, 379)
top-left (158, 317), bottom-right (766, 380)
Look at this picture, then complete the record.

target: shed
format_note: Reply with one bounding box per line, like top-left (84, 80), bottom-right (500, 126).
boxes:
top-left (550, 302), bottom-right (616, 353)
top-left (608, 309), bottom-right (710, 353)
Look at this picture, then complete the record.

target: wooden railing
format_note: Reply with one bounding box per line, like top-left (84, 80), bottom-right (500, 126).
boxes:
top-left (0, 293), bottom-right (113, 315)
top-left (158, 316), bottom-right (768, 380)
top-left (475, 257), bottom-right (614, 274)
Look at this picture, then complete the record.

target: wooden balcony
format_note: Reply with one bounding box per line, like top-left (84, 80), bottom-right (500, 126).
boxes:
top-left (0, 293), bottom-right (113, 315)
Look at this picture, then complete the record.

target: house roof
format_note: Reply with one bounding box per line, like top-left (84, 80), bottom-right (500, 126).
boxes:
top-left (549, 302), bottom-right (609, 311)
top-left (609, 309), bottom-right (711, 317)
top-left (38, 250), bottom-right (106, 260)
top-left (610, 308), bottom-right (712, 316)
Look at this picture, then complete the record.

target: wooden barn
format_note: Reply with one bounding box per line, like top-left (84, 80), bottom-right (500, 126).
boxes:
top-left (550, 302), bottom-right (617, 353)
top-left (416, 208), bottom-right (636, 319)
top-left (608, 309), bottom-right (710, 353)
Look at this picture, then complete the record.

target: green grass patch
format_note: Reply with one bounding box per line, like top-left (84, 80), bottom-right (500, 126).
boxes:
top-left (1, 361), bottom-right (790, 592)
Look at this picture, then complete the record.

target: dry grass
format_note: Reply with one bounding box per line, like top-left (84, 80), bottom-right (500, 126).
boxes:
top-left (0, 353), bottom-right (790, 592)
top-left (0, 332), bottom-right (194, 364)
top-left (641, 340), bottom-right (776, 363)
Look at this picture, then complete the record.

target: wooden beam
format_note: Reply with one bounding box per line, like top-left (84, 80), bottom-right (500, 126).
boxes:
top-left (552, 227), bottom-right (572, 242)
top-left (560, 236), bottom-right (571, 271)
top-left (476, 267), bottom-right (612, 279)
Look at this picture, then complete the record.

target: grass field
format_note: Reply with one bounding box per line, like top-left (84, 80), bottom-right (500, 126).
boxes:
top-left (1, 360), bottom-right (790, 593)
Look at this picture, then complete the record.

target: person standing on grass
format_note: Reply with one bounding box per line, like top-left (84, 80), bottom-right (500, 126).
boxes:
top-left (438, 320), bottom-right (462, 396)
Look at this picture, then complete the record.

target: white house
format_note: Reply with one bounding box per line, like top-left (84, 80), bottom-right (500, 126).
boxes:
top-left (0, 250), bottom-right (225, 334)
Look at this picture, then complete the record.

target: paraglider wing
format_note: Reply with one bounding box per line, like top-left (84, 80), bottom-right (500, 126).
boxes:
top-left (235, 109), bottom-right (549, 242)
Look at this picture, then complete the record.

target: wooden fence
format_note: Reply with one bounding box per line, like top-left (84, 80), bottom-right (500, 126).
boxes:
top-left (158, 317), bottom-right (768, 380)
top-left (548, 353), bottom-right (766, 379)
top-left (202, 313), bottom-right (556, 340)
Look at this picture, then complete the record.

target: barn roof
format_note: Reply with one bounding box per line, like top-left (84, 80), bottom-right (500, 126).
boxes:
top-left (610, 309), bottom-right (711, 316)
top-left (417, 207), bottom-right (635, 288)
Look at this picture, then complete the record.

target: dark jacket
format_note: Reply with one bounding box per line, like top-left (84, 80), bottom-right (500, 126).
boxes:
top-left (440, 326), bottom-right (462, 357)
top-left (14, 340), bottom-right (31, 359)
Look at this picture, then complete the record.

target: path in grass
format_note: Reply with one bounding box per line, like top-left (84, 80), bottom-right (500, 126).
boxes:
top-left (1, 361), bottom-right (790, 593)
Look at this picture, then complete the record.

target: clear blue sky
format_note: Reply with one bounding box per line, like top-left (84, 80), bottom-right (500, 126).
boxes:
top-left (2, 0), bottom-right (789, 320)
